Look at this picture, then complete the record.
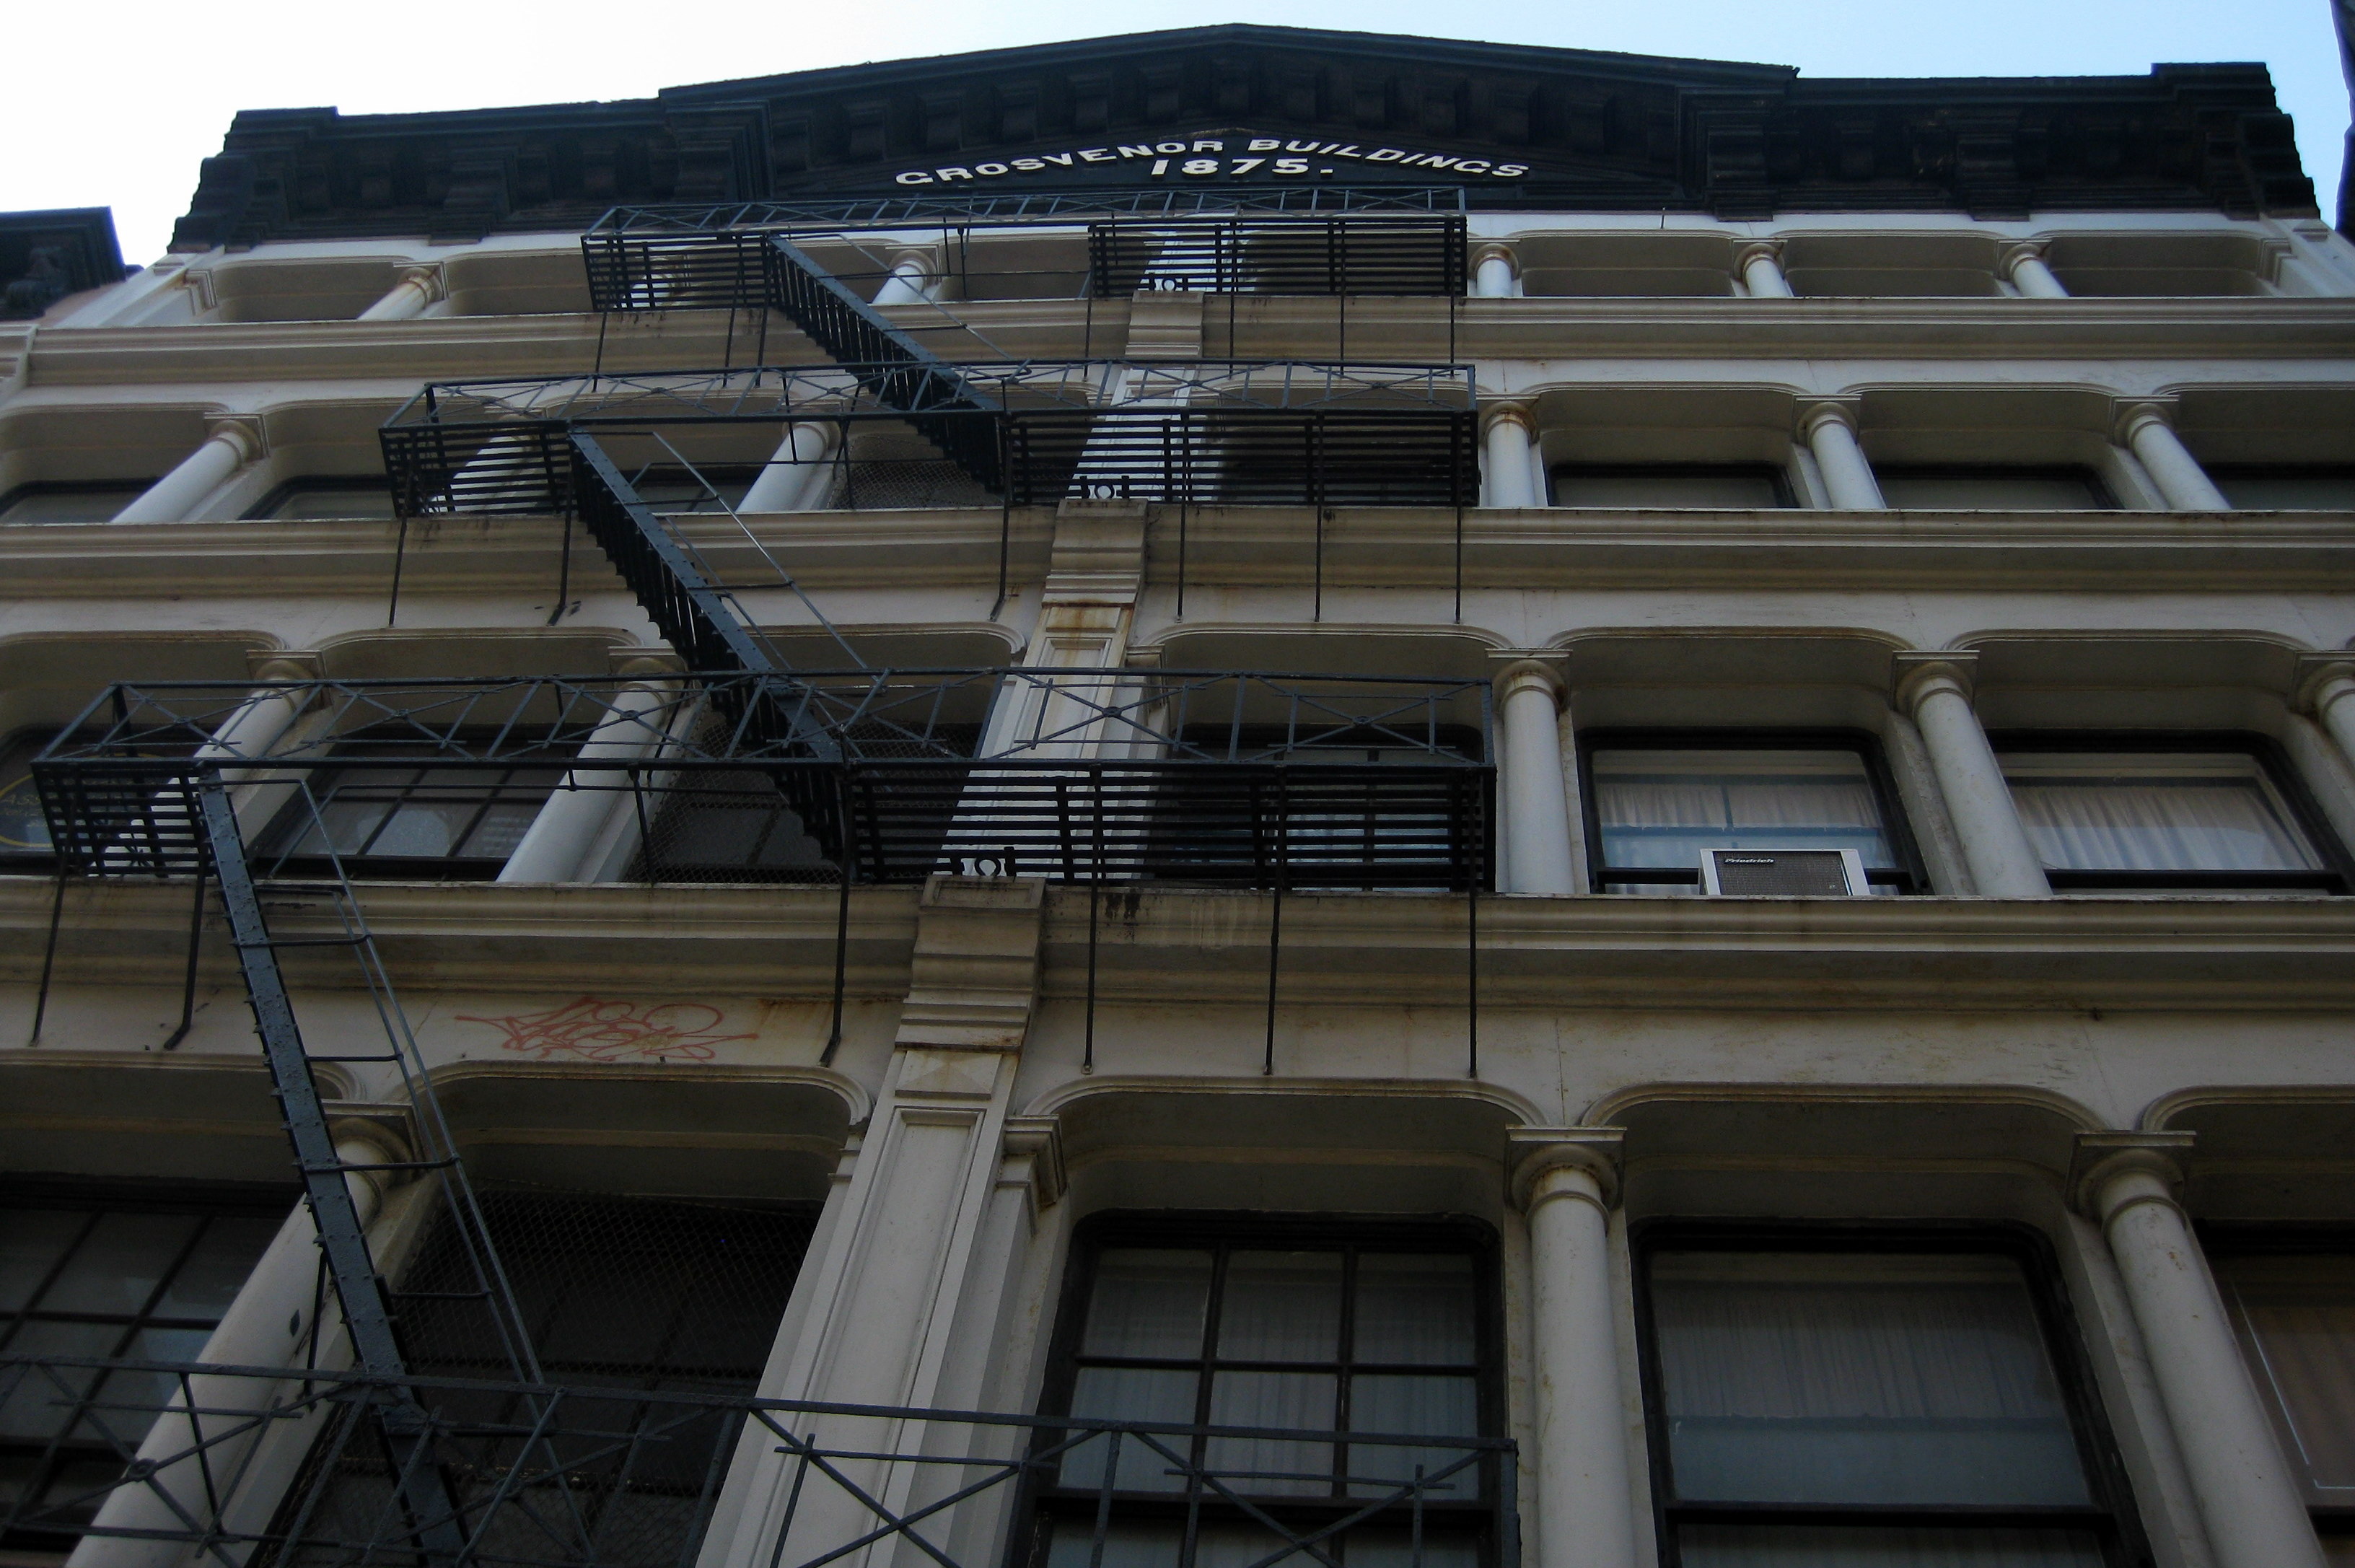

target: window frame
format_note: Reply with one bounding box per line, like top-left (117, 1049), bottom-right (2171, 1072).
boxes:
top-left (1629, 1222), bottom-right (2152, 1568)
top-left (2197, 1224), bottom-right (2355, 1545)
top-left (1015, 1211), bottom-right (1507, 1568)
top-left (1544, 463), bottom-right (1798, 509)
top-left (1575, 727), bottom-right (1929, 895)
top-left (239, 475), bottom-right (398, 521)
top-left (0, 480), bottom-right (154, 525)
top-left (1870, 464), bottom-right (2119, 511)
top-left (1990, 730), bottom-right (2352, 894)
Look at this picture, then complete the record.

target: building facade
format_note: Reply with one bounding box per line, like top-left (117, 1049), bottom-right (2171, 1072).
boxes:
top-left (3, 25), bottom-right (2355, 1568)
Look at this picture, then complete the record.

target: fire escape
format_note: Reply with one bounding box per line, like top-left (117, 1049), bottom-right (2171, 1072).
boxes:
top-left (8, 188), bottom-right (1509, 1568)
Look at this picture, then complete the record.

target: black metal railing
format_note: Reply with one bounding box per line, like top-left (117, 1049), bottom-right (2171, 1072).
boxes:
top-left (1, 1354), bottom-right (1514, 1568)
top-left (584, 188), bottom-right (1468, 239)
top-left (1089, 215), bottom-right (1468, 297)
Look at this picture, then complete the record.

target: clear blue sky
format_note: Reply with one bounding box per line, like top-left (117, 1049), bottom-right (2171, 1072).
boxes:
top-left (7, 0), bottom-right (2349, 263)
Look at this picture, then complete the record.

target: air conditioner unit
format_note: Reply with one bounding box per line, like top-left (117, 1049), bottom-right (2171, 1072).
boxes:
top-left (1700, 847), bottom-right (1869, 896)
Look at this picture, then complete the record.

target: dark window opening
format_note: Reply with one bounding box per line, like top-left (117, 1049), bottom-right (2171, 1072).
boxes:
top-left (1548, 465), bottom-right (1795, 509)
top-left (1994, 734), bottom-right (2350, 893)
top-left (241, 477), bottom-right (398, 521)
top-left (0, 1181), bottom-right (290, 1551)
top-left (1636, 1229), bottom-right (2148, 1568)
top-left (0, 482), bottom-right (152, 525)
top-left (1023, 1217), bottom-right (1502, 1568)
top-left (1873, 466), bottom-right (2115, 511)
top-left (2208, 1231), bottom-right (2355, 1546)
top-left (1579, 731), bottom-right (1924, 894)
top-left (2207, 466), bottom-right (2355, 512)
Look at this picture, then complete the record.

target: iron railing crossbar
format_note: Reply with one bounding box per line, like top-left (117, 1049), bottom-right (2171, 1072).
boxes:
top-left (583, 189), bottom-right (1470, 236)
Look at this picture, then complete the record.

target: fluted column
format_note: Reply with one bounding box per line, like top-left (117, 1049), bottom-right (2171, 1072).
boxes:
top-left (1893, 653), bottom-right (2050, 896)
top-left (1799, 401), bottom-right (1884, 509)
top-left (2299, 657), bottom-right (2355, 774)
top-left (357, 265), bottom-right (446, 321)
top-left (498, 657), bottom-right (683, 884)
top-left (1513, 1131), bottom-right (1639, 1568)
top-left (112, 418), bottom-right (263, 523)
top-left (738, 422), bottom-right (842, 512)
top-left (1472, 243), bottom-right (1521, 299)
top-left (1735, 241), bottom-right (1793, 298)
top-left (872, 248), bottom-right (938, 306)
top-left (1481, 403), bottom-right (1540, 509)
top-left (2079, 1140), bottom-right (2326, 1568)
top-left (67, 1126), bottom-right (410, 1568)
top-left (2001, 242), bottom-right (2069, 298)
top-left (2118, 403), bottom-right (2230, 512)
top-left (1496, 660), bottom-right (1576, 895)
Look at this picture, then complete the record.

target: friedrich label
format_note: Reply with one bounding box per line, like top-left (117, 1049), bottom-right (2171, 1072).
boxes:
top-left (895, 134), bottom-right (1529, 185)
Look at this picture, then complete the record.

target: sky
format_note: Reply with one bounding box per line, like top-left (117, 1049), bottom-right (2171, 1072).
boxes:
top-left (6, 0), bottom-right (2349, 263)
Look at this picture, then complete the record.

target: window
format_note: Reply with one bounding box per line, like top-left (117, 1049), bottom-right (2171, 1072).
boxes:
top-left (1, 1183), bottom-right (286, 1549)
top-left (1581, 735), bottom-right (1921, 893)
top-left (2208, 467), bottom-right (2355, 511)
top-left (2211, 1238), bottom-right (2355, 1553)
top-left (1874, 468), bottom-right (2115, 511)
top-left (0, 483), bottom-right (149, 525)
top-left (0, 730), bottom-right (58, 862)
top-left (1995, 738), bottom-right (2348, 893)
top-left (242, 478), bottom-right (398, 520)
top-left (279, 1192), bottom-right (816, 1560)
top-left (250, 728), bottom-right (578, 879)
top-left (1550, 465), bottom-right (1794, 509)
top-left (1639, 1236), bottom-right (2141, 1568)
top-left (1029, 1221), bottom-right (1500, 1568)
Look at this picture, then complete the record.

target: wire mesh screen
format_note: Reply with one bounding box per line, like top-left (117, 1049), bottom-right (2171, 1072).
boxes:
top-left (258, 1192), bottom-right (816, 1568)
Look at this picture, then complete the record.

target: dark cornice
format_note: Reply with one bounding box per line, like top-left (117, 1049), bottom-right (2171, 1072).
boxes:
top-left (168, 25), bottom-right (2315, 250)
top-left (0, 209), bottom-right (129, 318)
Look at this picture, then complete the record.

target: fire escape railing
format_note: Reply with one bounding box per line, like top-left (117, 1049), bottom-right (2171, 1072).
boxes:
top-left (582, 186), bottom-right (1470, 239)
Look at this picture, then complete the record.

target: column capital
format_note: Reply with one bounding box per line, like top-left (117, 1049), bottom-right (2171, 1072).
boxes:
top-left (1733, 239), bottom-right (1786, 268)
top-left (246, 649), bottom-right (323, 682)
top-left (202, 413), bottom-right (268, 463)
top-left (1997, 240), bottom-right (2050, 272)
top-left (1891, 649), bottom-right (1979, 714)
top-left (2292, 652), bottom-right (2355, 715)
top-left (609, 647), bottom-right (687, 679)
top-left (1001, 1114), bottom-right (1067, 1209)
top-left (1797, 397), bottom-right (1861, 439)
top-left (2112, 398), bottom-right (2182, 444)
top-left (2071, 1131), bottom-right (2195, 1222)
top-left (1491, 656), bottom-right (1566, 707)
top-left (1469, 241), bottom-right (1519, 271)
top-left (1509, 1126), bottom-right (1624, 1212)
top-left (395, 263), bottom-right (447, 303)
top-left (1480, 398), bottom-right (1537, 435)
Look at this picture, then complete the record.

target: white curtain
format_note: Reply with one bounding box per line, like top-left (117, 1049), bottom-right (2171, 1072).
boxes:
top-left (1649, 1252), bottom-right (2089, 1509)
top-left (1593, 750), bottom-right (1895, 871)
top-left (2007, 771), bottom-right (2317, 872)
top-left (2216, 1253), bottom-right (2355, 1495)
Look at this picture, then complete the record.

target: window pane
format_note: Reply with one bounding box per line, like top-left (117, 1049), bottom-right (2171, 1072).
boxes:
top-left (151, 1216), bottom-right (280, 1320)
top-left (38, 1213), bottom-right (199, 1316)
top-left (1877, 473), bottom-right (2104, 509)
top-left (1594, 750), bottom-right (1894, 870)
top-left (1348, 1374), bottom-right (1478, 1497)
top-left (1206, 1370), bottom-right (1336, 1494)
top-left (1552, 470), bottom-right (1785, 509)
top-left (1083, 1250), bottom-right (1212, 1358)
top-left (2214, 474), bottom-right (2355, 510)
top-left (1677, 1524), bottom-right (2105, 1567)
top-left (0, 1210), bottom-right (88, 1311)
top-left (0, 737), bottom-right (54, 854)
top-left (1650, 1251), bottom-right (2091, 1507)
top-left (1065, 1367), bottom-right (1200, 1492)
top-left (1219, 1252), bottom-right (1342, 1362)
top-left (266, 486), bottom-right (397, 520)
top-left (1045, 1520), bottom-right (1338, 1568)
top-left (0, 489), bottom-right (144, 525)
top-left (2216, 1253), bottom-right (2355, 1495)
top-left (0, 1320), bottom-right (119, 1438)
top-left (1353, 1255), bottom-right (1475, 1366)
top-left (2001, 753), bottom-right (2322, 873)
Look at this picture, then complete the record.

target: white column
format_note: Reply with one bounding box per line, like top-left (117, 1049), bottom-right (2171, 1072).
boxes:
top-left (1799, 402), bottom-right (1884, 509)
top-left (68, 1129), bottom-right (406, 1568)
top-left (1496, 661), bottom-right (1576, 895)
top-left (2083, 1147), bottom-right (2327, 1568)
top-left (2118, 405), bottom-right (2230, 512)
top-left (1516, 1136), bottom-right (1639, 1568)
top-left (872, 248), bottom-right (937, 306)
top-left (356, 265), bottom-right (445, 321)
top-left (498, 663), bottom-right (680, 884)
top-left (112, 421), bottom-right (262, 524)
top-left (1735, 242), bottom-right (1794, 298)
top-left (201, 657), bottom-right (317, 770)
top-left (2302, 661), bottom-right (2355, 774)
top-left (1481, 404), bottom-right (1539, 509)
top-left (2001, 243), bottom-right (2070, 298)
top-left (1894, 655), bottom-right (2051, 896)
top-left (738, 422), bottom-right (842, 512)
top-left (1472, 244), bottom-right (1521, 299)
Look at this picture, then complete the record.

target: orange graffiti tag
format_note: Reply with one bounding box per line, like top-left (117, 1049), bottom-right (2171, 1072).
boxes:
top-left (455, 997), bottom-right (755, 1062)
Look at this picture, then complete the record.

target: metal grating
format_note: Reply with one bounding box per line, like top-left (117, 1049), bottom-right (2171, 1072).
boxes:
top-left (1087, 214), bottom-right (1468, 296)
